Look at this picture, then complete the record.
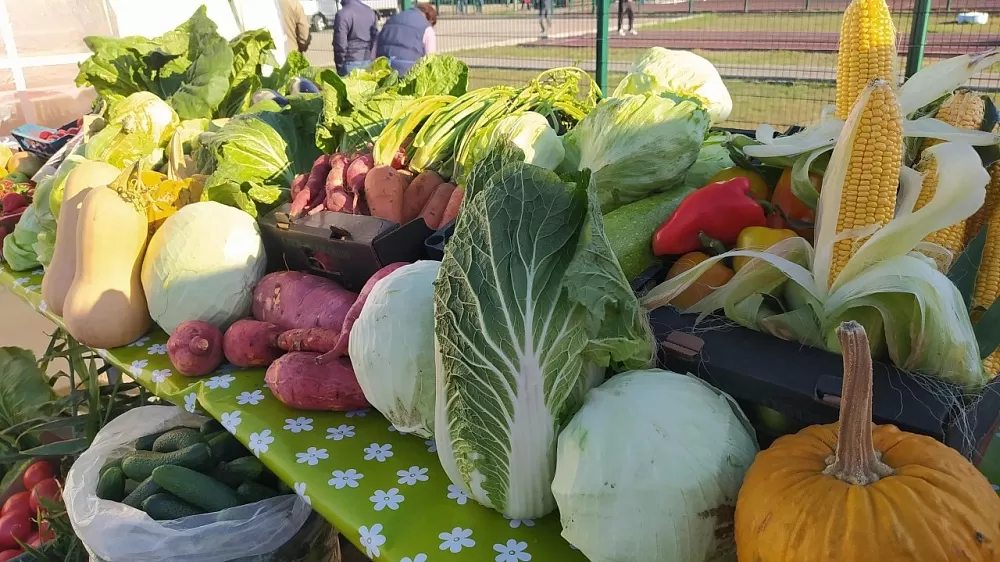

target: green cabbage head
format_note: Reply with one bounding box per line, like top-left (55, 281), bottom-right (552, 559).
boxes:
top-left (615, 47), bottom-right (733, 124)
top-left (85, 92), bottom-right (178, 169)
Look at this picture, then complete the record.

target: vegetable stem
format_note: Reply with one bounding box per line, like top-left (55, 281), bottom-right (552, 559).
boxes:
top-left (823, 321), bottom-right (895, 485)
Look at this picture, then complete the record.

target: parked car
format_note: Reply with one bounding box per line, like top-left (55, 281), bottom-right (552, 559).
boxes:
top-left (301, 0), bottom-right (398, 31)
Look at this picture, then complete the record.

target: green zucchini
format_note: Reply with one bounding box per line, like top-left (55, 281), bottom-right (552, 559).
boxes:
top-left (603, 187), bottom-right (695, 281)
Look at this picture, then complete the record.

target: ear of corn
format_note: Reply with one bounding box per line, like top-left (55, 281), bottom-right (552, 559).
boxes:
top-left (966, 158), bottom-right (1000, 245)
top-left (973, 200), bottom-right (1000, 379)
top-left (920, 89), bottom-right (987, 156)
top-left (829, 81), bottom-right (903, 286)
top-left (835, 0), bottom-right (897, 120)
top-left (911, 150), bottom-right (967, 259)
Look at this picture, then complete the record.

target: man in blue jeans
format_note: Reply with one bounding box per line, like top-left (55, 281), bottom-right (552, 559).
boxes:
top-left (539, 0), bottom-right (552, 37)
top-left (333, 0), bottom-right (379, 75)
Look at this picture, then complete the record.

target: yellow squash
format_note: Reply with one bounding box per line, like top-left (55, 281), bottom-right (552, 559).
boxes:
top-left (732, 226), bottom-right (796, 272)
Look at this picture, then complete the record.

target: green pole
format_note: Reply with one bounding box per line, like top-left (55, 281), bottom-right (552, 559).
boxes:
top-left (804, 0), bottom-right (809, 10)
top-left (401, 0), bottom-right (411, 9)
top-left (596, 0), bottom-right (609, 92)
top-left (945, 0), bottom-right (952, 12)
top-left (688, 0), bottom-right (693, 14)
top-left (435, 0), bottom-right (440, 12)
top-left (905, 0), bottom-right (931, 78)
top-left (743, 0), bottom-right (748, 13)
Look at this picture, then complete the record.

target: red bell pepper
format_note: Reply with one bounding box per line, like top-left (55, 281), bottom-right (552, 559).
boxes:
top-left (652, 177), bottom-right (768, 256)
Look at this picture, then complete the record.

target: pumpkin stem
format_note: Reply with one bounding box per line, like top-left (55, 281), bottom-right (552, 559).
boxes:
top-left (822, 321), bottom-right (894, 485)
top-left (107, 161), bottom-right (151, 213)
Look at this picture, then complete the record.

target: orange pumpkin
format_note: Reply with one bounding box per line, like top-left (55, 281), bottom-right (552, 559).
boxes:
top-left (734, 321), bottom-right (1000, 561)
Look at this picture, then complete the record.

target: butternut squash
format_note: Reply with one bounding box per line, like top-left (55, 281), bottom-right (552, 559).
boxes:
top-left (62, 164), bottom-right (152, 349)
top-left (41, 161), bottom-right (120, 317)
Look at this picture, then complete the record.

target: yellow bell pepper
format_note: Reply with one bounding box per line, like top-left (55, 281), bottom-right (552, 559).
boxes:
top-left (733, 226), bottom-right (797, 272)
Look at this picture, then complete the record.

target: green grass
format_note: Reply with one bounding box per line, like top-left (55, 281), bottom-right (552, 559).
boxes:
top-left (644, 11), bottom-right (1000, 35)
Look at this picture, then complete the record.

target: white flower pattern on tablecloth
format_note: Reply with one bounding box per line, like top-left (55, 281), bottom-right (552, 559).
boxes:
top-left (326, 424), bottom-right (355, 441)
top-left (294, 482), bottom-right (312, 505)
top-left (425, 439), bottom-right (437, 453)
top-left (284, 417), bottom-right (313, 433)
top-left (439, 527), bottom-right (475, 553)
top-left (37, 300), bottom-right (47, 313)
top-left (345, 408), bottom-right (370, 418)
top-left (396, 466), bottom-right (429, 486)
top-left (370, 488), bottom-right (404, 511)
top-left (328, 469), bottom-right (364, 489)
top-left (206, 374), bottom-right (236, 390)
top-left (128, 336), bottom-right (151, 347)
top-left (447, 484), bottom-right (469, 505)
top-left (358, 524), bottom-right (386, 559)
top-left (504, 516), bottom-right (535, 528)
top-left (401, 555), bottom-right (427, 562)
top-left (296, 447), bottom-right (329, 466)
top-left (30, 268), bottom-right (43, 275)
top-left (146, 343), bottom-right (167, 355)
top-left (184, 393), bottom-right (198, 413)
top-left (24, 284), bottom-right (39, 292)
top-left (236, 390), bottom-right (264, 405)
top-left (249, 429), bottom-right (274, 456)
top-left (13, 277), bottom-right (28, 286)
top-left (364, 443), bottom-right (393, 462)
top-left (221, 411), bottom-right (242, 433)
top-left (151, 369), bottom-right (171, 383)
top-left (494, 539), bottom-right (531, 562)
top-left (128, 360), bottom-right (148, 376)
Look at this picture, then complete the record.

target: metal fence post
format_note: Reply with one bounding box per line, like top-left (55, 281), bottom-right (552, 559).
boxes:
top-left (596, 0), bottom-right (609, 93)
top-left (743, 0), bottom-right (749, 13)
top-left (401, 0), bottom-right (411, 10)
top-left (804, 0), bottom-right (810, 10)
top-left (688, 0), bottom-right (693, 14)
top-left (905, 0), bottom-right (931, 78)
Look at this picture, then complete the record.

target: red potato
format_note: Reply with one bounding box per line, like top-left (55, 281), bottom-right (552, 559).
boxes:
top-left (277, 328), bottom-right (340, 353)
top-left (167, 321), bottom-right (224, 376)
top-left (266, 352), bottom-right (369, 411)
top-left (324, 153), bottom-right (349, 211)
top-left (419, 183), bottom-right (456, 230)
top-left (401, 171), bottom-right (443, 223)
top-left (364, 166), bottom-right (406, 223)
top-left (223, 319), bottom-right (285, 368)
top-left (252, 271), bottom-right (357, 331)
top-left (440, 185), bottom-right (465, 227)
top-left (321, 261), bottom-right (409, 360)
top-left (289, 172), bottom-right (308, 199)
top-left (345, 153), bottom-right (374, 194)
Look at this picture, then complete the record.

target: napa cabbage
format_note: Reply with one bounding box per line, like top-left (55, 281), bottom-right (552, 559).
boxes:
top-left (433, 148), bottom-right (654, 519)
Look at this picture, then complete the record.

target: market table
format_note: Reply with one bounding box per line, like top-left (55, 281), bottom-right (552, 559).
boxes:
top-left (0, 263), bottom-right (586, 562)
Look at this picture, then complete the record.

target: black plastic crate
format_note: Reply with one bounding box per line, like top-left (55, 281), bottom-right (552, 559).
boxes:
top-left (650, 306), bottom-right (1000, 464)
top-left (258, 204), bottom-right (434, 292)
top-left (12, 119), bottom-right (81, 159)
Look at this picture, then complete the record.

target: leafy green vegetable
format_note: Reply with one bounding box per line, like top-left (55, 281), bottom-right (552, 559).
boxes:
top-left (433, 146), bottom-right (654, 518)
top-left (397, 55), bottom-right (469, 98)
top-left (0, 348), bottom-right (55, 432)
top-left (614, 47), bottom-right (733, 124)
top-left (84, 92), bottom-right (179, 169)
top-left (217, 30), bottom-right (277, 118)
top-left (682, 132), bottom-right (735, 189)
top-left (2, 206), bottom-right (42, 271)
top-left (454, 111), bottom-right (564, 185)
top-left (262, 51), bottom-right (316, 95)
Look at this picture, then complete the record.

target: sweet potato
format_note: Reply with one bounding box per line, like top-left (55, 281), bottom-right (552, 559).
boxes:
top-left (289, 172), bottom-right (308, 199)
top-left (364, 165), bottom-right (406, 223)
top-left (266, 352), bottom-right (369, 411)
top-left (290, 155), bottom-right (331, 218)
top-left (326, 187), bottom-right (350, 212)
top-left (321, 261), bottom-right (409, 359)
top-left (401, 171), bottom-right (442, 223)
top-left (252, 271), bottom-right (357, 330)
top-left (288, 188), bottom-right (312, 218)
top-left (419, 183), bottom-right (456, 230)
top-left (277, 328), bottom-right (340, 353)
top-left (440, 186), bottom-right (464, 227)
top-left (168, 321), bottom-right (224, 376)
top-left (223, 319), bottom-right (284, 367)
top-left (345, 153), bottom-right (374, 194)
top-left (325, 153), bottom-right (349, 211)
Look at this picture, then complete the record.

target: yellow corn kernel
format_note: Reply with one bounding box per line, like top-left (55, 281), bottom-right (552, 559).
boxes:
top-left (835, 0), bottom-right (897, 120)
top-left (912, 153), bottom-right (966, 258)
top-left (985, 351), bottom-right (1000, 380)
top-left (829, 82), bottom-right (903, 286)
top-left (973, 202), bottom-right (1000, 312)
top-left (966, 159), bottom-right (1000, 244)
top-left (921, 89), bottom-right (986, 155)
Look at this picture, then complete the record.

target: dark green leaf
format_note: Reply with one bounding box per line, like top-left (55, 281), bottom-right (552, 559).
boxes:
top-left (977, 299), bottom-right (1000, 359)
top-left (217, 29), bottom-right (276, 118)
top-left (0, 348), bottom-right (56, 432)
top-left (397, 55), bottom-right (469, 98)
top-left (262, 51), bottom-right (315, 94)
top-left (0, 438), bottom-right (89, 464)
top-left (951, 224), bottom-right (988, 310)
top-left (17, 417), bottom-right (88, 442)
top-left (0, 460), bottom-right (29, 496)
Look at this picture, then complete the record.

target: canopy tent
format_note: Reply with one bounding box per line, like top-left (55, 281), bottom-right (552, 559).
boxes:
top-left (0, 0), bottom-right (288, 134)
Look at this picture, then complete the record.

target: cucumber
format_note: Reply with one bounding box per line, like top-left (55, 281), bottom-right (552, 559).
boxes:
top-left (603, 187), bottom-right (695, 281)
top-left (200, 419), bottom-right (223, 435)
top-left (122, 476), bottom-right (161, 509)
top-left (96, 467), bottom-right (126, 501)
top-left (237, 481), bottom-right (278, 504)
top-left (208, 432), bottom-right (248, 463)
top-left (141, 493), bottom-right (205, 520)
top-left (99, 457), bottom-right (122, 477)
top-left (152, 427), bottom-right (203, 453)
top-left (121, 443), bottom-right (213, 481)
top-left (152, 465), bottom-right (242, 512)
top-left (135, 429), bottom-right (172, 451)
top-left (276, 479), bottom-right (294, 495)
top-left (124, 479), bottom-right (140, 495)
top-left (210, 457), bottom-right (264, 488)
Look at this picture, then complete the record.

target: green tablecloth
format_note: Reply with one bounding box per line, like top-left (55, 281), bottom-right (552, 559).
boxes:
top-left (0, 263), bottom-right (585, 562)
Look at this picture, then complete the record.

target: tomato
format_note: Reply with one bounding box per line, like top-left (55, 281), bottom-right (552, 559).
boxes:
top-left (28, 479), bottom-right (60, 513)
top-left (0, 511), bottom-right (31, 550)
top-left (0, 550), bottom-right (20, 562)
top-left (23, 531), bottom-right (38, 548)
top-left (22, 461), bottom-right (54, 491)
top-left (771, 167), bottom-right (823, 239)
top-left (707, 166), bottom-right (771, 201)
top-left (1, 493), bottom-right (30, 518)
top-left (36, 519), bottom-right (53, 543)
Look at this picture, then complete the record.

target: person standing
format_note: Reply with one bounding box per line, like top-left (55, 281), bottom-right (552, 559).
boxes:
top-left (333, 0), bottom-right (379, 75)
top-left (475, 0), bottom-right (484, 13)
top-left (617, 0), bottom-right (636, 35)
top-left (278, 0), bottom-right (312, 54)
top-left (375, 4), bottom-right (438, 75)
top-left (539, 0), bottom-right (552, 37)
top-left (457, 0), bottom-right (468, 14)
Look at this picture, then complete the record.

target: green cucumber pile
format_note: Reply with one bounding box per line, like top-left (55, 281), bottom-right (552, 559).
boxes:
top-left (96, 420), bottom-right (292, 520)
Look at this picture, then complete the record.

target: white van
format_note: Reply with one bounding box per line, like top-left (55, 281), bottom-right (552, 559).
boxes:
top-left (301, 0), bottom-right (398, 31)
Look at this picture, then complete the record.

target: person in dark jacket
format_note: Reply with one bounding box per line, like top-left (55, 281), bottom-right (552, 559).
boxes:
top-left (333, 0), bottom-right (379, 76)
top-left (375, 4), bottom-right (438, 76)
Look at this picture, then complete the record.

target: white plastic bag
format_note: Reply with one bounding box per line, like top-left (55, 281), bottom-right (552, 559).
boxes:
top-left (65, 405), bottom-right (312, 562)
